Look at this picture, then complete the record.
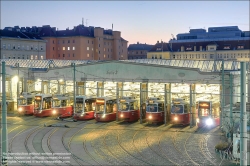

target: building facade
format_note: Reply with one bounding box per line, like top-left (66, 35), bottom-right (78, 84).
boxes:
top-left (0, 27), bottom-right (46, 60)
top-left (147, 26), bottom-right (250, 61)
top-left (127, 42), bottom-right (154, 59)
top-left (36, 25), bottom-right (127, 60)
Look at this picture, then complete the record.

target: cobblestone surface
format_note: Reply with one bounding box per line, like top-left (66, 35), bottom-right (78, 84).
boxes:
top-left (3, 116), bottom-right (237, 166)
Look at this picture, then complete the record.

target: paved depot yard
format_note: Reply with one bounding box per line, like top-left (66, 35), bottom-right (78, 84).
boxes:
top-left (0, 115), bottom-right (236, 166)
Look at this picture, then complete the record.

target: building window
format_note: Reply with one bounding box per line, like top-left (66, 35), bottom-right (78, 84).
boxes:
top-left (104, 54), bottom-right (106, 58)
top-left (58, 54), bottom-right (60, 57)
top-left (73, 40), bottom-right (75, 43)
top-left (31, 55), bottom-right (33, 59)
top-left (99, 44), bottom-right (100, 47)
top-left (87, 47), bottom-right (89, 50)
top-left (224, 46), bottom-right (230, 49)
top-left (2, 44), bottom-right (6, 49)
top-left (41, 46), bottom-right (43, 50)
top-left (99, 51), bottom-right (100, 54)
top-left (68, 54), bottom-right (70, 57)
top-left (17, 45), bottom-right (20, 49)
top-left (63, 47), bottom-right (65, 50)
top-left (63, 54), bottom-right (65, 57)
top-left (68, 40), bottom-right (70, 43)
top-left (156, 48), bottom-right (162, 51)
top-left (104, 48), bottom-right (105, 51)
top-left (237, 45), bottom-right (244, 49)
top-left (92, 48), bottom-right (93, 51)
top-left (186, 47), bottom-right (192, 50)
top-left (53, 47), bottom-right (54, 50)
top-left (41, 55), bottom-right (44, 59)
top-left (68, 47), bottom-right (70, 50)
top-left (63, 40), bottom-right (65, 44)
top-left (73, 47), bottom-right (75, 50)
top-left (73, 53), bottom-right (75, 57)
top-left (87, 54), bottom-right (89, 57)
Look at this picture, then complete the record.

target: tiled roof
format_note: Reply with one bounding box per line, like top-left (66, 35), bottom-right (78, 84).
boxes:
top-left (148, 42), bottom-right (171, 52)
top-left (128, 43), bottom-right (154, 51)
top-left (0, 30), bottom-right (44, 40)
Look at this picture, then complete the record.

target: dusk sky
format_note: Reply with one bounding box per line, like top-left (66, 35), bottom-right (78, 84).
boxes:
top-left (1, 1), bottom-right (249, 45)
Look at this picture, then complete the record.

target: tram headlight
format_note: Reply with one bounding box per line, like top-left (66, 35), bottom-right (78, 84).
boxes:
top-left (94, 113), bottom-right (96, 117)
top-left (52, 110), bottom-right (57, 115)
top-left (102, 114), bottom-right (106, 118)
top-left (149, 115), bottom-right (152, 119)
top-left (174, 117), bottom-right (178, 121)
top-left (18, 107), bottom-right (23, 112)
top-left (206, 118), bottom-right (213, 126)
top-left (196, 118), bottom-right (200, 123)
top-left (120, 114), bottom-right (123, 118)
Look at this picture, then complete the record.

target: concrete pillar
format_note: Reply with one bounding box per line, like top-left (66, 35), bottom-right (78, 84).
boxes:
top-left (140, 82), bottom-right (148, 124)
top-left (190, 84), bottom-right (196, 127)
top-left (164, 83), bottom-right (171, 125)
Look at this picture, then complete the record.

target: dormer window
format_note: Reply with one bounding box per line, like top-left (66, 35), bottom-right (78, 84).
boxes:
top-left (237, 45), bottom-right (244, 49)
top-left (224, 45), bottom-right (230, 49)
top-left (186, 47), bottom-right (192, 51)
top-left (156, 48), bottom-right (162, 51)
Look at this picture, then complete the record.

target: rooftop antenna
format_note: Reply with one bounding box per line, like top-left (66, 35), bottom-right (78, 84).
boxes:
top-left (86, 19), bottom-right (88, 26)
top-left (112, 23), bottom-right (113, 30)
top-left (82, 18), bottom-right (84, 25)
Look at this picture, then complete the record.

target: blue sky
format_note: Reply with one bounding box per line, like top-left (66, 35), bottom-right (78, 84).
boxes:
top-left (1, 1), bottom-right (249, 45)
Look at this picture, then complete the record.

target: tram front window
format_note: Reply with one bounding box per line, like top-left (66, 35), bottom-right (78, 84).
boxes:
top-left (146, 104), bottom-right (158, 112)
top-left (34, 100), bottom-right (42, 110)
top-left (119, 103), bottom-right (129, 111)
top-left (75, 102), bottom-right (84, 113)
top-left (96, 104), bottom-right (105, 114)
top-left (52, 100), bottom-right (61, 107)
top-left (171, 105), bottom-right (184, 114)
top-left (18, 99), bottom-right (26, 105)
top-left (199, 108), bottom-right (209, 116)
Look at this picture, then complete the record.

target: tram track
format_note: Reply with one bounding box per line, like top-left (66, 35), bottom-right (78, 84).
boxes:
top-left (184, 125), bottom-right (218, 166)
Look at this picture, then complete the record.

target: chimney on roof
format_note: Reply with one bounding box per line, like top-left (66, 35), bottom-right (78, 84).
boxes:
top-left (137, 42), bottom-right (139, 44)
top-left (157, 41), bottom-right (159, 43)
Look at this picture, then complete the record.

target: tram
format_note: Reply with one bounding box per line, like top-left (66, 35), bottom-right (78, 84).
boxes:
top-left (118, 97), bottom-right (140, 122)
top-left (51, 94), bottom-right (73, 118)
top-left (17, 92), bottom-right (37, 115)
top-left (95, 96), bottom-right (117, 122)
top-left (145, 97), bottom-right (165, 124)
top-left (196, 101), bottom-right (220, 127)
top-left (170, 98), bottom-right (190, 125)
top-left (33, 94), bottom-right (53, 117)
top-left (73, 96), bottom-right (96, 121)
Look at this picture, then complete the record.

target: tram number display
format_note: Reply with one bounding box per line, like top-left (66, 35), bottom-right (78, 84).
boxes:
top-left (76, 98), bottom-right (84, 103)
top-left (199, 102), bottom-right (210, 109)
top-left (35, 96), bottom-right (41, 100)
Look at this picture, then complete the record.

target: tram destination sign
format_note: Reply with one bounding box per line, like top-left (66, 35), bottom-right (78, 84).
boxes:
top-left (199, 102), bottom-right (210, 109)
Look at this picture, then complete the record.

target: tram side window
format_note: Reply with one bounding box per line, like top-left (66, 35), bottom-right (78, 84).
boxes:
top-left (130, 103), bottom-right (134, 110)
top-left (158, 103), bottom-right (164, 112)
top-left (134, 101), bottom-right (139, 110)
top-left (27, 98), bottom-right (33, 105)
top-left (43, 98), bottom-right (52, 109)
top-left (184, 104), bottom-right (188, 113)
top-left (61, 100), bottom-right (67, 107)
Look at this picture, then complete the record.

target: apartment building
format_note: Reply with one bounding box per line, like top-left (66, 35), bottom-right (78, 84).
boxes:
top-left (36, 25), bottom-right (127, 60)
top-left (127, 42), bottom-right (154, 59)
top-left (147, 26), bottom-right (250, 61)
top-left (0, 27), bottom-right (46, 60)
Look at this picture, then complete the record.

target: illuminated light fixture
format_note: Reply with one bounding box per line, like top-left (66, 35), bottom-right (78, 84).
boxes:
top-left (196, 118), bottom-right (200, 123)
top-left (174, 117), bottom-right (178, 121)
top-left (37, 78), bottom-right (41, 82)
top-left (102, 114), bottom-right (106, 118)
top-left (52, 110), bottom-right (57, 115)
top-left (149, 115), bottom-right (152, 119)
top-left (59, 79), bottom-right (63, 82)
top-left (120, 114), bottom-right (123, 118)
top-left (206, 118), bottom-right (213, 126)
top-left (12, 75), bottom-right (19, 83)
top-left (18, 107), bottom-right (23, 112)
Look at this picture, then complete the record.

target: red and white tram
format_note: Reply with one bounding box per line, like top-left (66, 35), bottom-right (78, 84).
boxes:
top-left (170, 98), bottom-right (190, 125)
top-left (95, 97), bottom-right (117, 122)
top-left (145, 97), bottom-right (165, 124)
top-left (196, 101), bottom-right (220, 127)
top-left (17, 92), bottom-right (36, 115)
top-left (51, 94), bottom-right (74, 118)
top-left (33, 94), bottom-right (53, 117)
top-left (118, 97), bottom-right (140, 122)
top-left (73, 96), bottom-right (96, 121)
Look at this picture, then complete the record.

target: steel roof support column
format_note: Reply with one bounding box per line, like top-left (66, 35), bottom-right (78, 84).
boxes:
top-left (140, 82), bottom-right (148, 124)
top-left (72, 63), bottom-right (76, 114)
top-left (190, 84), bottom-right (196, 128)
top-left (240, 62), bottom-right (247, 166)
top-left (229, 74), bottom-right (233, 125)
top-left (97, 82), bottom-right (104, 97)
top-left (220, 60), bottom-right (224, 128)
top-left (164, 83), bottom-right (171, 126)
top-left (1, 61), bottom-right (8, 166)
